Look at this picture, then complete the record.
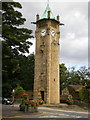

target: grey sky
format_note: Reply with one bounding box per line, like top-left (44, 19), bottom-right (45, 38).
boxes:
top-left (14, 1), bottom-right (88, 69)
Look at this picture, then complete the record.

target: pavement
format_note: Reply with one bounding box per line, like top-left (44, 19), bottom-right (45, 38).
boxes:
top-left (1, 103), bottom-right (90, 119)
top-left (11, 103), bottom-right (89, 111)
top-left (2, 104), bottom-right (41, 119)
top-left (42, 103), bottom-right (90, 111)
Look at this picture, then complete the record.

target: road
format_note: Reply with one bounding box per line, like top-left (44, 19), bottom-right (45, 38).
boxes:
top-left (2, 104), bottom-right (89, 119)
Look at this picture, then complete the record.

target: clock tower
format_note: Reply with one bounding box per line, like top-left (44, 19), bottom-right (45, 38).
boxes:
top-left (33, 3), bottom-right (64, 104)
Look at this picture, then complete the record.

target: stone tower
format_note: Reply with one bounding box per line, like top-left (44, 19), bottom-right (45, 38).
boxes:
top-left (33, 3), bottom-right (64, 104)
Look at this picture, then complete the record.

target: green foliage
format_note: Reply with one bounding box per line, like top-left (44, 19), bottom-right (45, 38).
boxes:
top-left (60, 63), bottom-right (69, 92)
top-left (21, 94), bottom-right (29, 99)
top-left (60, 63), bottom-right (68, 83)
top-left (2, 83), bottom-right (12, 98)
top-left (60, 64), bottom-right (81, 92)
top-left (67, 67), bottom-right (81, 85)
top-left (14, 85), bottom-right (26, 98)
top-left (67, 99), bottom-right (78, 105)
top-left (60, 64), bottom-right (89, 94)
top-left (77, 66), bottom-right (89, 85)
top-left (79, 87), bottom-right (89, 103)
top-left (2, 2), bottom-right (34, 97)
top-left (19, 104), bottom-right (26, 111)
top-left (20, 54), bottom-right (34, 90)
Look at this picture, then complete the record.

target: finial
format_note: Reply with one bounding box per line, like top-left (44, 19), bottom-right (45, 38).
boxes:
top-left (36, 14), bottom-right (39, 21)
top-left (57, 15), bottom-right (60, 21)
top-left (48, 11), bottom-right (50, 19)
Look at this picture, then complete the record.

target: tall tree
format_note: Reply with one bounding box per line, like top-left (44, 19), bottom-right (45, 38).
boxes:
top-left (60, 64), bottom-right (90, 94)
top-left (20, 53), bottom-right (34, 91)
top-left (77, 66), bottom-right (90, 85)
top-left (60, 63), bottom-right (69, 92)
top-left (67, 66), bottom-right (81, 85)
top-left (2, 2), bottom-right (33, 97)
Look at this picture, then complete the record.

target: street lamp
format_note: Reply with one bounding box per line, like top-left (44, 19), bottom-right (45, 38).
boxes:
top-left (12, 89), bottom-right (15, 107)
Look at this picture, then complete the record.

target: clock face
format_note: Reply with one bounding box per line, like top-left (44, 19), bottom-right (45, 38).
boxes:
top-left (51, 29), bottom-right (56, 37)
top-left (40, 29), bottom-right (46, 36)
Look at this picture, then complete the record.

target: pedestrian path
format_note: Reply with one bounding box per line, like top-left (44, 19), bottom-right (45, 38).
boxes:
top-left (39, 106), bottom-right (88, 114)
top-left (38, 107), bottom-right (89, 118)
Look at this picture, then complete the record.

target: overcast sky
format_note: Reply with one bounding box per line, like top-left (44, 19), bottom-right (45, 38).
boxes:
top-left (14, 1), bottom-right (88, 69)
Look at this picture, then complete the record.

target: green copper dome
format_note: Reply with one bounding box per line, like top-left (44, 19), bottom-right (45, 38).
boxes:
top-left (41, 4), bottom-right (55, 19)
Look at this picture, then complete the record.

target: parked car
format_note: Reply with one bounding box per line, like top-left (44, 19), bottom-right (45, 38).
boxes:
top-left (2, 98), bottom-right (13, 105)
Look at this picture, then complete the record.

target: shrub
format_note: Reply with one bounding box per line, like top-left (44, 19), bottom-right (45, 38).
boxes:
top-left (67, 99), bottom-right (78, 105)
top-left (21, 93), bottom-right (29, 99)
top-left (19, 93), bottom-right (44, 112)
top-left (79, 87), bottom-right (89, 103)
top-left (14, 85), bottom-right (26, 98)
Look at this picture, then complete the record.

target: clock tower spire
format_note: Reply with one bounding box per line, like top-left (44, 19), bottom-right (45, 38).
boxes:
top-left (47, 0), bottom-right (49, 6)
top-left (33, 3), bottom-right (64, 104)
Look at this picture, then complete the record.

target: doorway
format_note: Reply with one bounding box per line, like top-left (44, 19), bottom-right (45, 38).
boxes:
top-left (40, 91), bottom-right (44, 101)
